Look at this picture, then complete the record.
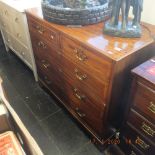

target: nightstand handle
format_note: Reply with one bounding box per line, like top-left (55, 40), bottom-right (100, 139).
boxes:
top-left (141, 122), bottom-right (155, 137)
top-left (148, 102), bottom-right (155, 114)
top-left (135, 136), bottom-right (150, 150)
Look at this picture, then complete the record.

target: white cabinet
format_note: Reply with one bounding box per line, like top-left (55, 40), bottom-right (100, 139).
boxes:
top-left (0, 0), bottom-right (40, 81)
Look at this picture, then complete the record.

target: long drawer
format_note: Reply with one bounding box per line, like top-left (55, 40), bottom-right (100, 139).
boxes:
top-left (127, 109), bottom-right (155, 143)
top-left (132, 81), bottom-right (155, 122)
top-left (62, 36), bottom-right (112, 83)
top-left (28, 16), bottom-right (59, 47)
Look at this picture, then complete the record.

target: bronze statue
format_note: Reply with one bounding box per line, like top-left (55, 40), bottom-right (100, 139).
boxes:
top-left (104, 0), bottom-right (143, 38)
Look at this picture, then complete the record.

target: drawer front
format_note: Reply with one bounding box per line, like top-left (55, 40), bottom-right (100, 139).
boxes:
top-left (11, 37), bottom-right (32, 66)
top-left (12, 12), bottom-right (28, 46)
top-left (36, 59), bottom-right (66, 102)
top-left (61, 56), bottom-right (109, 105)
top-left (62, 36), bottom-right (112, 82)
top-left (1, 19), bottom-right (13, 33)
top-left (28, 16), bottom-right (59, 46)
top-left (0, 3), bottom-right (12, 21)
top-left (30, 34), bottom-right (61, 65)
top-left (20, 44), bottom-right (32, 66)
top-left (123, 125), bottom-right (155, 155)
top-left (133, 81), bottom-right (155, 121)
top-left (1, 30), bottom-right (12, 47)
top-left (127, 109), bottom-right (155, 142)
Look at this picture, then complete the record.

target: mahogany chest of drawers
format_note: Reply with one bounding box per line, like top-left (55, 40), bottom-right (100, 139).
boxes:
top-left (120, 58), bottom-right (155, 154)
top-left (26, 7), bottom-right (155, 145)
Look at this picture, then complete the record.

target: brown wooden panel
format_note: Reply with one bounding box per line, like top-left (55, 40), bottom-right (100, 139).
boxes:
top-left (132, 81), bottom-right (155, 122)
top-left (127, 109), bottom-right (155, 143)
top-left (62, 36), bottom-right (112, 82)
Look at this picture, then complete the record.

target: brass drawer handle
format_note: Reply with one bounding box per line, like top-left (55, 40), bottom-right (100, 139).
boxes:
top-left (74, 69), bottom-right (87, 81)
top-left (73, 88), bottom-right (85, 100)
top-left (141, 122), bottom-right (155, 137)
top-left (38, 41), bottom-right (47, 49)
top-left (50, 35), bottom-right (54, 39)
top-left (41, 60), bottom-right (50, 69)
top-left (75, 108), bottom-right (86, 118)
top-left (148, 102), bottom-right (155, 114)
top-left (36, 25), bottom-right (44, 34)
top-left (135, 136), bottom-right (150, 150)
top-left (74, 49), bottom-right (87, 61)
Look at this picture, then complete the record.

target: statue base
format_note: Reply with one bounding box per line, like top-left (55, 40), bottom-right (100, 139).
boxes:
top-left (103, 21), bottom-right (142, 38)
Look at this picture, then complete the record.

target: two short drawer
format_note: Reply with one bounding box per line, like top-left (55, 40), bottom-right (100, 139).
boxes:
top-left (62, 36), bottom-right (112, 83)
top-left (28, 16), bottom-right (59, 47)
top-left (132, 81), bottom-right (155, 122)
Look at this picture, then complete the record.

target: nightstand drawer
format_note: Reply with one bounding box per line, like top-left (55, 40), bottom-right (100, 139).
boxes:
top-left (127, 109), bottom-right (155, 143)
top-left (133, 81), bottom-right (155, 121)
top-left (62, 36), bottom-right (112, 82)
top-left (123, 125), bottom-right (155, 155)
top-left (28, 16), bottom-right (59, 47)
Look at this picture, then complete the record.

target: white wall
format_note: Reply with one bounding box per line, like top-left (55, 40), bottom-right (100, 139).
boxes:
top-left (129, 0), bottom-right (155, 25)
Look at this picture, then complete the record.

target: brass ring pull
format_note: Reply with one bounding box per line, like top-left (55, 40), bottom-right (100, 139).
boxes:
top-left (75, 108), bottom-right (86, 118)
top-left (148, 101), bottom-right (155, 114)
top-left (38, 41), bottom-right (47, 49)
top-left (74, 49), bottom-right (87, 61)
top-left (74, 69), bottom-right (87, 81)
top-left (135, 136), bottom-right (150, 150)
top-left (36, 25), bottom-right (44, 34)
top-left (141, 122), bottom-right (155, 137)
top-left (73, 88), bottom-right (85, 100)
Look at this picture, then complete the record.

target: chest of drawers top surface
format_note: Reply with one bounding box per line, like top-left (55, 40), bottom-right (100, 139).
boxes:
top-left (26, 7), bottom-right (155, 61)
top-left (132, 58), bottom-right (155, 86)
